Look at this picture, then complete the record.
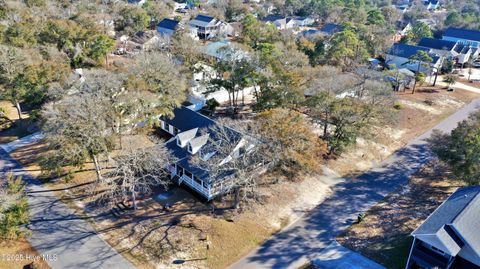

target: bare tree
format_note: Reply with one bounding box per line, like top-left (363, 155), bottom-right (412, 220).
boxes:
top-left (191, 119), bottom-right (269, 208)
top-left (98, 145), bottom-right (174, 210)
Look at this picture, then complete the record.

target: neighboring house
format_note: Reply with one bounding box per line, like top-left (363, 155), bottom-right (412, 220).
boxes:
top-left (129, 31), bottom-right (161, 51)
top-left (417, 18), bottom-right (437, 29)
top-left (393, 21), bottom-right (412, 42)
top-left (443, 28), bottom-right (480, 48)
top-left (159, 107), bottom-right (254, 200)
top-left (157, 18), bottom-right (180, 37)
top-left (127, 0), bottom-right (146, 6)
top-left (418, 37), bottom-right (478, 64)
top-left (386, 43), bottom-right (441, 73)
top-left (418, 37), bottom-right (457, 57)
top-left (423, 0), bottom-right (440, 10)
top-left (319, 23), bottom-right (344, 36)
top-left (299, 29), bottom-right (323, 38)
top-left (262, 15), bottom-right (314, 30)
top-left (395, 4), bottom-right (410, 13)
top-left (189, 14), bottom-right (222, 39)
top-left (201, 40), bottom-right (248, 61)
top-left (406, 186), bottom-right (480, 269)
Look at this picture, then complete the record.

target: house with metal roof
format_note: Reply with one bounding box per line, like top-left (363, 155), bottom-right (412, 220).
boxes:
top-left (319, 23), bottom-right (344, 36)
top-left (159, 107), bottom-right (254, 200)
top-left (406, 186), bottom-right (480, 269)
top-left (157, 18), bottom-right (180, 36)
top-left (443, 28), bottom-right (480, 48)
top-left (189, 14), bottom-right (222, 39)
top-left (386, 43), bottom-right (441, 74)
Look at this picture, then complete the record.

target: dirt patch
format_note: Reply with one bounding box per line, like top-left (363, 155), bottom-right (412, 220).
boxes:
top-left (337, 161), bottom-right (464, 269)
top-left (0, 239), bottom-right (50, 269)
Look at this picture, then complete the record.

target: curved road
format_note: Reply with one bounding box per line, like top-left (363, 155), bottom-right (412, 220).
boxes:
top-left (229, 98), bottom-right (480, 269)
top-left (0, 148), bottom-right (135, 269)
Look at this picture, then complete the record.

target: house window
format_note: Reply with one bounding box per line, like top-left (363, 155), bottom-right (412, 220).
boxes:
top-left (238, 147), bottom-right (246, 156)
top-left (194, 176), bottom-right (202, 185)
top-left (173, 127), bottom-right (180, 135)
top-left (187, 143), bottom-right (193, 153)
top-left (177, 137), bottom-right (181, 147)
top-left (185, 170), bottom-right (193, 179)
top-left (164, 122), bottom-right (170, 131)
top-left (202, 181), bottom-right (209, 189)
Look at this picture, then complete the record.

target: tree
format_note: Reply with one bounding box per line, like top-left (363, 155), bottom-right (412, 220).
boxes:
top-left (443, 74), bottom-right (458, 90)
top-left (366, 9), bottom-right (385, 25)
top-left (429, 111), bottom-right (480, 185)
top-left (41, 87), bottom-right (115, 182)
top-left (255, 108), bottom-right (327, 176)
top-left (115, 5), bottom-right (149, 34)
top-left (86, 34), bottom-right (115, 65)
top-left (326, 29), bottom-right (369, 71)
top-left (127, 52), bottom-right (188, 118)
top-left (405, 50), bottom-right (432, 94)
top-left (99, 145), bottom-right (173, 210)
top-left (0, 173), bottom-right (29, 239)
top-left (0, 46), bottom-right (26, 119)
top-left (208, 56), bottom-right (257, 114)
top-left (191, 119), bottom-right (268, 208)
top-left (405, 22), bottom-right (432, 43)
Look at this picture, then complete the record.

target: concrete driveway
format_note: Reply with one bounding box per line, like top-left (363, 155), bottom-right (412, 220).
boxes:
top-left (0, 148), bottom-right (136, 269)
top-left (228, 98), bottom-right (480, 269)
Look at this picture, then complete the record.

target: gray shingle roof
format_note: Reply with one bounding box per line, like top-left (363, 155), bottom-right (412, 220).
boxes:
top-left (412, 186), bottom-right (480, 256)
top-left (444, 28), bottom-right (480, 42)
top-left (418, 37), bottom-right (457, 51)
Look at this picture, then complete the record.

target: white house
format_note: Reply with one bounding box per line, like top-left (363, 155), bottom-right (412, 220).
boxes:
top-left (189, 14), bottom-right (222, 40)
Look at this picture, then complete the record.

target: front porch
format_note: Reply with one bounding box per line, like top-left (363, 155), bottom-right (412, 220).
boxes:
top-left (167, 164), bottom-right (237, 201)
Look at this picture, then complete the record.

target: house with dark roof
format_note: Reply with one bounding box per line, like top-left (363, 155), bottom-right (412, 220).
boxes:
top-left (423, 0), bottom-right (440, 10)
top-left (418, 37), bottom-right (479, 64)
top-left (443, 28), bottom-right (480, 48)
top-left (386, 43), bottom-right (441, 73)
top-left (157, 18), bottom-right (180, 36)
top-left (406, 186), bottom-right (480, 269)
top-left (159, 107), bottom-right (254, 200)
top-left (319, 23), bottom-right (344, 36)
top-left (189, 14), bottom-right (222, 39)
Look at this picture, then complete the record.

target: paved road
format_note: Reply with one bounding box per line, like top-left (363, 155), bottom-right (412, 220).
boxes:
top-left (0, 148), bottom-right (136, 269)
top-left (229, 98), bottom-right (480, 269)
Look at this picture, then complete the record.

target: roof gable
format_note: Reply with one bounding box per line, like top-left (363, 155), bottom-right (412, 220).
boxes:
top-left (413, 186), bottom-right (480, 256)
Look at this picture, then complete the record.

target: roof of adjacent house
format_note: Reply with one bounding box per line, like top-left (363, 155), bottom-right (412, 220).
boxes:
top-left (161, 107), bottom-right (242, 183)
top-left (131, 31), bottom-right (158, 44)
top-left (418, 37), bottom-right (457, 51)
top-left (444, 28), bottom-right (480, 42)
top-left (412, 186), bottom-right (480, 256)
top-left (195, 14), bottom-right (215, 23)
top-left (388, 43), bottom-right (430, 58)
top-left (319, 23), bottom-right (344, 35)
top-left (157, 18), bottom-right (180, 31)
